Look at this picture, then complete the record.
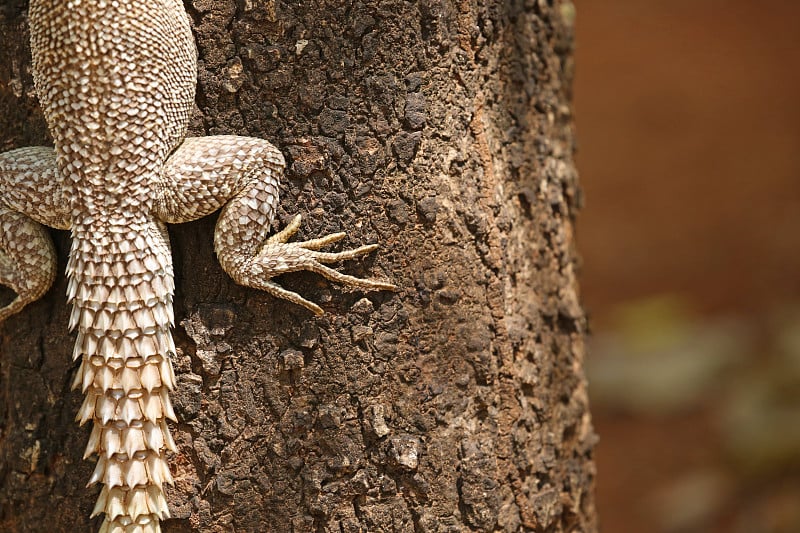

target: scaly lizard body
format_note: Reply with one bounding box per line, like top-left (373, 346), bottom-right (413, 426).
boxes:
top-left (0, 1), bottom-right (394, 531)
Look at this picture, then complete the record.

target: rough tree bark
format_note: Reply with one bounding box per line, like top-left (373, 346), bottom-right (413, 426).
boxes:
top-left (0, 1), bottom-right (596, 531)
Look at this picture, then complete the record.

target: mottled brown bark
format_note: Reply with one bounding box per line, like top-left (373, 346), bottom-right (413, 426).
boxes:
top-left (0, 1), bottom-right (595, 531)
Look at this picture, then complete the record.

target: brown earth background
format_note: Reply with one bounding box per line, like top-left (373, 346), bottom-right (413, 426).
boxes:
top-left (574, 1), bottom-right (800, 532)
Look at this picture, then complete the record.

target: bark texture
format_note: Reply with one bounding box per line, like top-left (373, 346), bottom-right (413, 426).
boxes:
top-left (0, 1), bottom-right (596, 531)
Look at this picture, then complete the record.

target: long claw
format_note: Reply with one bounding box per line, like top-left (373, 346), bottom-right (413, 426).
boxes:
top-left (307, 243), bottom-right (379, 263)
top-left (258, 280), bottom-right (325, 316)
top-left (306, 262), bottom-right (397, 292)
top-left (266, 214), bottom-right (303, 245)
top-left (296, 232), bottom-right (347, 251)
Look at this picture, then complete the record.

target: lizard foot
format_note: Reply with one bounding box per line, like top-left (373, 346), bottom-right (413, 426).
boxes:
top-left (242, 214), bottom-right (396, 315)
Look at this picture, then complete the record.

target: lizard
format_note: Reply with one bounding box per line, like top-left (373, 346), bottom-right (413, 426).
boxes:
top-left (0, 0), bottom-right (395, 532)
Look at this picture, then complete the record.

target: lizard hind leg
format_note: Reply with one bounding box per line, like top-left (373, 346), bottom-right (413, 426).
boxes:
top-left (154, 135), bottom-right (396, 316)
top-left (0, 208), bottom-right (57, 322)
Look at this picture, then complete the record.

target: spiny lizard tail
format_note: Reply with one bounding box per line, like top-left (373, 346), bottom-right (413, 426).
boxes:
top-left (68, 218), bottom-right (178, 532)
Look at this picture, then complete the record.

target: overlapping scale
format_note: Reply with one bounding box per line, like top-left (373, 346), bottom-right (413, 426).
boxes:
top-left (68, 220), bottom-right (178, 533)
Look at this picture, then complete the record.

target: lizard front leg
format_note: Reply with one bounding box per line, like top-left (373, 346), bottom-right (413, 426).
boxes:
top-left (0, 147), bottom-right (70, 322)
top-left (154, 135), bottom-right (395, 315)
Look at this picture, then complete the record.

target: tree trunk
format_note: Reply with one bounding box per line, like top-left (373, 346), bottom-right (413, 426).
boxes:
top-left (0, 1), bottom-right (596, 531)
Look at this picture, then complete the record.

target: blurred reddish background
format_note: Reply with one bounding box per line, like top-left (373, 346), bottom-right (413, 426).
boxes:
top-left (573, 1), bottom-right (800, 532)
